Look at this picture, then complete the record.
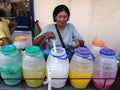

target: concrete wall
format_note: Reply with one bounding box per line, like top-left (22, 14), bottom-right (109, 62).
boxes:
top-left (34, 0), bottom-right (120, 54)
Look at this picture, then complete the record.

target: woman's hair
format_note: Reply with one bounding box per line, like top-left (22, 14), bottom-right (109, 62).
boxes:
top-left (0, 8), bottom-right (6, 17)
top-left (53, 4), bottom-right (70, 22)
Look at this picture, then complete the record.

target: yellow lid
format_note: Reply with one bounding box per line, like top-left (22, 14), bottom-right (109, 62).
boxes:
top-left (92, 39), bottom-right (107, 47)
top-left (15, 36), bottom-right (27, 41)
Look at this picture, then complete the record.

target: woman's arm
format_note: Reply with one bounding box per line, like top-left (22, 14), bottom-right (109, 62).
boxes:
top-left (70, 24), bottom-right (84, 48)
top-left (33, 32), bottom-right (55, 46)
top-left (33, 34), bottom-right (46, 45)
top-left (9, 21), bottom-right (17, 34)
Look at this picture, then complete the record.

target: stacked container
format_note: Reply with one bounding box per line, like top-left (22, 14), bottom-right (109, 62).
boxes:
top-left (46, 47), bottom-right (69, 88)
top-left (92, 48), bottom-right (118, 89)
top-left (90, 39), bottom-right (107, 57)
top-left (0, 44), bottom-right (22, 85)
top-left (69, 47), bottom-right (94, 89)
top-left (22, 46), bottom-right (46, 88)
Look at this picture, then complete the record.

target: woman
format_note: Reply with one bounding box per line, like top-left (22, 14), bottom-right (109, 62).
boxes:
top-left (0, 8), bottom-right (17, 46)
top-left (34, 4), bottom-right (84, 50)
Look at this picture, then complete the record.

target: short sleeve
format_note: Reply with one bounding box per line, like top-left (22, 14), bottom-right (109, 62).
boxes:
top-left (70, 24), bottom-right (84, 41)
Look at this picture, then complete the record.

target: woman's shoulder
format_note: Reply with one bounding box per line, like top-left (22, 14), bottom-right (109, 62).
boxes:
top-left (67, 23), bottom-right (75, 27)
top-left (66, 23), bottom-right (75, 29)
top-left (44, 24), bottom-right (55, 30)
top-left (45, 24), bottom-right (55, 27)
top-left (45, 23), bottom-right (74, 27)
top-left (1, 18), bottom-right (10, 24)
top-left (41, 24), bottom-right (56, 32)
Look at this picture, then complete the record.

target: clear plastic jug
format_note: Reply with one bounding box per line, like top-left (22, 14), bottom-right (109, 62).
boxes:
top-left (90, 39), bottom-right (107, 57)
top-left (92, 48), bottom-right (118, 89)
top-left (0, 44), bottom-right (22, 85)
top-left (22, 46), bottom-right (46, 88)
top-left (46, 46), bottom-right (69, 88)
top-left (69, 47), bottom-right (94, 89)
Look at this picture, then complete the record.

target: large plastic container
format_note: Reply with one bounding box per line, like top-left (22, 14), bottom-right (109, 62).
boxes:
top-left (92, 48), bottom-right (118, 89)
top-left (0, 44), bottom-right (22, 85)
top-left (22, 46), bottom-right (46, 88)
top-left (69, 47), bottom-right (94, 89)
top-left (90, 39), bottom-right (107, 57)
top-left (46, 47), bottom-right (69, 88)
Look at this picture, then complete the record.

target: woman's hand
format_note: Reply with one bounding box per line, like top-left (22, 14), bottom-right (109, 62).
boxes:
top-left (33, 32), bottom-right (55, 45)
top-left (0, 37), bottom-right (12, 46)
top-left (72, 39), bottom-right (79, 48)
top-left (44, 32), bottom-right (55, 39)
top-left (72, 39), bottom-right (84, 48)
top-left (9, 21), bottom-right (17, 34)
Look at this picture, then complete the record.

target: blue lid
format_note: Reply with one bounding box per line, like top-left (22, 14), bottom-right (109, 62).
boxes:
top-left (25, 46), bottom-right (41, 56)
top-left (100, 48), bottom-right (115, 56)
top-left (1, 44), bottom-right (16, 55)
top-left (76, 47), bottom-right (91, 55)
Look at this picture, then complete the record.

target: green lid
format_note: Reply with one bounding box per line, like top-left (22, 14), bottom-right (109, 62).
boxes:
top-left (25, 46), bottom-right (41, 56)
top-left (1, 44), bottom-right (16, 55)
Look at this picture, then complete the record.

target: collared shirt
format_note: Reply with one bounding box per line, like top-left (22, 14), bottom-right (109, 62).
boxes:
top-left (35, 23), bottom-right (84, 49)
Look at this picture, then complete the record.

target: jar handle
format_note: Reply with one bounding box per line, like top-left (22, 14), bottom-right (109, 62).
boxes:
top-left (83, 53), bottom-right (95, 61)
top-left (34, 51), bottom-right (44, 58)
top-left (51, 52), bottom-right (71, 60)
top-left (44, 49), bottom-right (51, 55)
top-left (111, 55), bottom-right (120, 59)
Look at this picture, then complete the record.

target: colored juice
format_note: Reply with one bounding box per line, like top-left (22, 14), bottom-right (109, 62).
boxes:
top-left (69, 70), bottom-right (92, 89)
top-left (93, 70), bottom-right (115, 89)
top-left (23, 66), bottom-right (46, 88)
top-left (1, 63), bottom-right (22, 85)
top-left (93, 80), bottom-right (112, 90)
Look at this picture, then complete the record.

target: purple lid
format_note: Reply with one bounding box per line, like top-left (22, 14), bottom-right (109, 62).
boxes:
top-left (76, 47), bottom-right (91, 55)
top-left (100, 48), bottom-right (115, 56)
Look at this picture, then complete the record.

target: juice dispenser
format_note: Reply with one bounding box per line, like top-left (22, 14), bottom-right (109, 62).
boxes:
top-left (0, 44), bottom-right (22, 85)
top-left (93, 48), bottom-right (118, 89)
top-left (69, 47), bottom-right (94, 89)
top-left (46, 46), bottom-right (69, 88)
top-left (22, 46), bottom-right (46, 88)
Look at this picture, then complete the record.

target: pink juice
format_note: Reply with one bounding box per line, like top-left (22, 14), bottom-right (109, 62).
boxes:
top-left (92, 70), bottom-right (116, 89)
top-left (93, 80), bottom-right (112, 90)
top-left (92, 48), bottom-right (118, 90)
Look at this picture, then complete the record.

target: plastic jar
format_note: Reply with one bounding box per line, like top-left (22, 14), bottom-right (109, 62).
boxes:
top-left (90, 39), bottom-right (107, 57)
top-left (46, 47), bottom-right (69, 88)
top-left (92, 48), bottom-right (118, 89)
top-left (0, 44), bottom-right (22, 85)
top-left (69, 47), bottom-right (94, 89)
top-left (22, 46), bottom-right (46, 88)
top-left (13, 35), bottom-right (28, 50)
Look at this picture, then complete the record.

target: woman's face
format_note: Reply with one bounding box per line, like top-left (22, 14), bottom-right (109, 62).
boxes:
top-left (55, 11), bottom-right (68, 27)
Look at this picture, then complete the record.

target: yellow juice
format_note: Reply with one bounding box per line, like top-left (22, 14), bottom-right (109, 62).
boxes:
top-left (23, 67), bottom-right (46, 88)
top-left (69, 70), bottom-right (92, 89)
